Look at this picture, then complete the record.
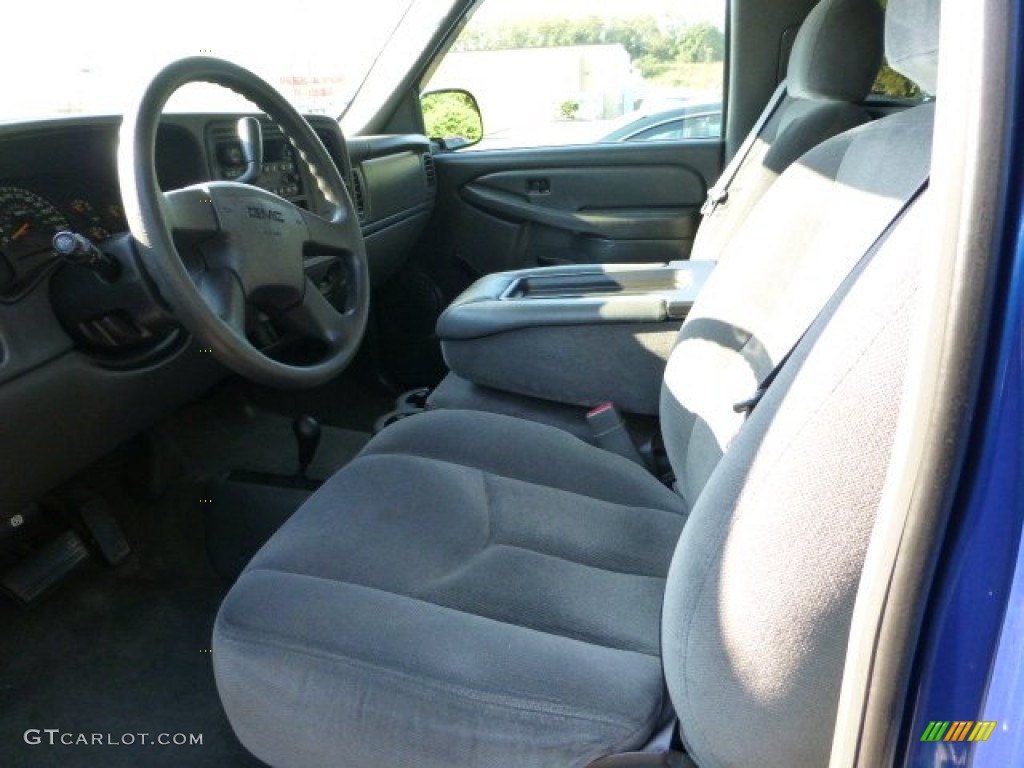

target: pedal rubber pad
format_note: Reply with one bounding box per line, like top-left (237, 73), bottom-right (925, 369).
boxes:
top-left (79, 499), bottom-right (132, 566)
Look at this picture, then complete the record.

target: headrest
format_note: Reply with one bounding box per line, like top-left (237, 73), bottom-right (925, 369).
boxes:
top-left (788, 0), bottom-right (884, 102)
top-left (885, 0), bottom-right (941, 94)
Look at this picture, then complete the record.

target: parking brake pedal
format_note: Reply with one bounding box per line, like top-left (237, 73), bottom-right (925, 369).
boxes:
top-left (2, 530), bottom-right (90, 603)
top-left (78, 498), bottom-right (132, 566)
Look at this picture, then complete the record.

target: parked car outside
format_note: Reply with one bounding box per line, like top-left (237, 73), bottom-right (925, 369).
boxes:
top-left (599, 99), bottom-right (722, 142)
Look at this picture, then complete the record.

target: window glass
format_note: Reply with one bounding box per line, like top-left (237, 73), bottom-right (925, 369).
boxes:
top-left (626, 111), bottom-right (722, 142)
top-left (0, 0), bottom-right (450, 122)
top-left (424, 0), bottom-right (726, 150)
top-left (871, 64), bottom-right (923, 99)
top-left (632, 123), bottom-right (687, 142)
top-left (870, 0), bottom-right (922, 99)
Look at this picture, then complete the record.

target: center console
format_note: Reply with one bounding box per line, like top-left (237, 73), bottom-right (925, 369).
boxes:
top-left (432, 261), bottom-right (715, 424)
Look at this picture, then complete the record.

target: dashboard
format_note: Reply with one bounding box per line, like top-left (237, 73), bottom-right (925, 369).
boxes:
top-left (0, 113), bottom-right (436, 517)
top-left (0, 117), bottom-right (434, 298)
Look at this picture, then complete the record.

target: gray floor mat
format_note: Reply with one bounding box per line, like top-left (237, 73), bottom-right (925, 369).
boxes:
top-left (0, 488), bottom-right (264, 767)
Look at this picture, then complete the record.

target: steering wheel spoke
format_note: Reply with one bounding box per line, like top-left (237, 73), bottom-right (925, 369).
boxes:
top-left (299, 204), bottom-right (356, 253)
top-left (162, 186), bottom-right (220, 235)
top-left (196, 268), bottom-right (247, 335)
top-left (278, 279), bottom-right (357, 349)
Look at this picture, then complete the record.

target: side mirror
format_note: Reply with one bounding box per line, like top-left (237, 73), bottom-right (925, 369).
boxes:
top-left (420, 89), bottom-right (483, 150)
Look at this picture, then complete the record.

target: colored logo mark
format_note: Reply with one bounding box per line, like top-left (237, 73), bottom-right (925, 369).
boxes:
top-left (920, 721), bottom-right (997, 742)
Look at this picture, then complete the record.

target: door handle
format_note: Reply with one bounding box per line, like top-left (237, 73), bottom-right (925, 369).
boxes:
top-left (462, 184), bottom-right (695, 240)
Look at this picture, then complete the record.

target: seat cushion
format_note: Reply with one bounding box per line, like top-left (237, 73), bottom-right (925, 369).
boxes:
top-left (214, 410), bottom-right (686, 768)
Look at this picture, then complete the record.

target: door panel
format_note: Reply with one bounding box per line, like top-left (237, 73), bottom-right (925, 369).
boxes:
top-left (431, 141), bottom-right (719, 277)
top-left (463, 164), bottom-right (703, 243)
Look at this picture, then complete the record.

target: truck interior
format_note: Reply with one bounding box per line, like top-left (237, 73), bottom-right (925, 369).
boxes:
top-left (0, 0), bottom-right (1018, 766)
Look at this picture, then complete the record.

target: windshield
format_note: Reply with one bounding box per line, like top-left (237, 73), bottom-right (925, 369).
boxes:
top-left (0, 0), bottom-right (445, 123)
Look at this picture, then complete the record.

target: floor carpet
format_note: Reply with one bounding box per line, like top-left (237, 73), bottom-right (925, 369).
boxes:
top-left (0, 387), bottom-right (372, 767)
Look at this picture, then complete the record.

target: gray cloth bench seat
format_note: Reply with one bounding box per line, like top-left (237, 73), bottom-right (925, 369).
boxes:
top-left (211, 0), bottom-right (942, 765)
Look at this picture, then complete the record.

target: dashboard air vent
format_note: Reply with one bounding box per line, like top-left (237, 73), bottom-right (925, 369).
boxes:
top-left (350, 170), bottom-right (367, 223)
top-left (422, 153), bottom-right (436, 187)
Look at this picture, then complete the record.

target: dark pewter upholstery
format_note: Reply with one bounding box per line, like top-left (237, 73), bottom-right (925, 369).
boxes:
top-left (428, 0), bottom-right (884, 419)
top-left (662, 102), bottom-right (935, 509)
top-left (215, 410), bottom-right (685, 767)
top-left (662, 186), bottom-right (931, 766)
top-left (787, 0), bottom-right (885, 101)
top-left (694, 0), bottom-right (884, 259)
top-left (885, 0), bottom-right (941, 94)
top-left (212, 0), bottom-right (941, 766)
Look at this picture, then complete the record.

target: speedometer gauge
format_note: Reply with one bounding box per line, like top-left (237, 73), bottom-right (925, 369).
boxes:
top-left (0, 187), bottom-right (69, 266)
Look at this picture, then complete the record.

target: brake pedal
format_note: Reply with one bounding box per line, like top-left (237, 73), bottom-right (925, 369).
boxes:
top-left (1, 530), bottom-right (90, 603)
top-left (78, 498), bottom-right (132, 566)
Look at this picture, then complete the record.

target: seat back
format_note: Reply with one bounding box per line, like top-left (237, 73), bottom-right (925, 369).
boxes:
top-left (661, 99), bottom-right (935, 509)
top-left (693, 0), bottom-right (884, 261)
top-left (659, 0), bottom-right (941, 765)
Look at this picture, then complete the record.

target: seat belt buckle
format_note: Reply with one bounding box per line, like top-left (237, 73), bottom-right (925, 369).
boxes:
top-left (586, 402), bottom-right (646, 467)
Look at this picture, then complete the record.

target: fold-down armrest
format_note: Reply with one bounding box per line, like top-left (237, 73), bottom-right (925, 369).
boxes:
top-left (437, 261), bottom-right (715, 340)
top-left (436, 261), bottom-right (715, 415)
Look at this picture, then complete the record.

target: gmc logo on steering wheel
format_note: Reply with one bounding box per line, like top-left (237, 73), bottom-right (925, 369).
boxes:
top-left (247, 206), bottom-right (285, 223)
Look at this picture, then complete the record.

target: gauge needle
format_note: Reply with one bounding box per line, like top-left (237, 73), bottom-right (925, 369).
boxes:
top-left (11, 222), bottom-right (31, 240)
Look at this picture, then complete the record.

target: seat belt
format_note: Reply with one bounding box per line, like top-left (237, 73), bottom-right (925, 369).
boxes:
top-left (585, 402), bottom-right (648, 467)
top-left (733, 176), bottom-right (930, 418)
top-left (701, 81), bottom-right (789, 218)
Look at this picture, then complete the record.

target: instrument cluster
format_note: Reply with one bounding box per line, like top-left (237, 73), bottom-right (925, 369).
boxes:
top-left (0, 184), bottom-right (127, 295)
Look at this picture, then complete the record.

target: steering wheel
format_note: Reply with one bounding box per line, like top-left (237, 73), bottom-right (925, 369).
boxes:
top-left (117, 56), bottom-right (369, 388)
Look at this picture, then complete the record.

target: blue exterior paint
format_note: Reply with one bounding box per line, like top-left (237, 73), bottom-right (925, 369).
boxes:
top-left (975, 524), bottom-right (1024, 764)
